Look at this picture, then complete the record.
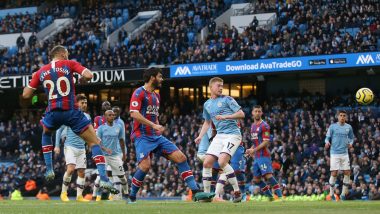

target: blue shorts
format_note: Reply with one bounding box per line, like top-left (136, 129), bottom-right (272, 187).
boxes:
top-left (253, 157), bottom-right (273, 177)
top-left (134, 136), bottom-right (179, 163)
top-left (231, 146), bottom-right (246, 172)
top-left (41, 109), bottom-right (91, 134)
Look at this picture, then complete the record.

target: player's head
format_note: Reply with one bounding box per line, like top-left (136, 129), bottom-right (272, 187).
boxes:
top-left (50, 45), bottom-right (68, 60)
top-left (76, 94), bottom-right (87, 112)
top-left (101, 101), bottom-right (111, 112)
top-left (104, 110), bottom-right (115, 123)
top-left (252, 105), bottom-right (263, 121)
top-left (338, 110), bottom-right (347, 124)
top-left (143, 67), bottom-right (163, 89)
top-left (209, 77), bottom-right (223, 97)
top-left (112, 106), bottom-right (120, 118)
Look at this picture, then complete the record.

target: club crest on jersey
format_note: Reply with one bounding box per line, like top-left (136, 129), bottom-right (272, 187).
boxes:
top-left (346, 128), bottom-right (349, 133)
top-left (264, 131), bottom-right (269, 137)
top-left (217, 102), bottom-right (222, 107)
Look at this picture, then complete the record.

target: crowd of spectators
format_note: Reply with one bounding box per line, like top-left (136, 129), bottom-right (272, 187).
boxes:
top-left (1, 92), bottom-right (380, 200)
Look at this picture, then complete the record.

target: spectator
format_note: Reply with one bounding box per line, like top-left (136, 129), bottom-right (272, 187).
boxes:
top-left (16, 33), bottom-right (25, 51)
top-left (28, 32), bottom-right (37, 47)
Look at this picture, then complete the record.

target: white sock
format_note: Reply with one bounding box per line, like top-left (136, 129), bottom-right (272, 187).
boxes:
top-left (112, 176), bottom-right (122, 199)
top-left (93, 175), bottom-right (100, 197)
top-left (341, 175), bottom-right (350, 196)
top-left (119, 175), bottom-right (129, 194)
top-left (329, 176), bottom-right (337, 196)
top-left (215, 173), bottom-right (227, 197)
top-left (76, 177), bottom-right (85, 197)
top-left (222, 164), bottom-right (239, 192)
top-left (62, 172), bottom-right (72, 193)
top-left (202, 167), bottom-right (212, 193)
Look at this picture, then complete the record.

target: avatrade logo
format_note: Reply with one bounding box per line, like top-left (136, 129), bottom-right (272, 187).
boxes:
top-left (174, 66), bottom-right (191, 76)
top-left (356, 54), bottom-right (375, 65)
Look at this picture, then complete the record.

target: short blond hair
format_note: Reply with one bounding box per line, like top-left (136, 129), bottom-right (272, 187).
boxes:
top-left (209, 77), bottom-right (223, 86)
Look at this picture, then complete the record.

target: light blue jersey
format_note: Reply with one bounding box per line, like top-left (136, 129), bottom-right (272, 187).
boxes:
top-left (325, 123), bottom-right (354, 155)
top-left (198, 127), bottom-right (214, 155)
top-left (55, 113), bottom-right (91, 150)
top-left (97, 123), bottom-right (123, 156)
top-left (114, 117), bottom-right (126, 154)
top-left (203, 96), bottom-right (241, 135)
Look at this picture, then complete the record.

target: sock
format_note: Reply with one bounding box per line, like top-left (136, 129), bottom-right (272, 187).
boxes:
top-left (112, 175), bottom-right (122, 199)
top-left (202, 167), bottom-right (212, 193)
top-left (77, 176), bottom-right (85, 197)
top-left (130, 168), bottom-right (147, 198)
top-left (329, 176), bottom-right (337, 196)
top-left (62, 172), bottom-right (71, 193)
top-left (119, 175), bottom-right (129, 194)
top-left (256, 180), bottom-right (273, 198)
top-left (268, 176), bottom-right (282, 197)
top-left (211, 169), bottom-right (219, 193)
top-left (341, 175), bottom-right (350, 196)
top-left (42, 132), bottom-right (53, 172)
top-left (215, 173), bottom-right (227, 197)
top-left (222, 164), bottom-right (239, 192)
top-left (178, 161), bottom-right (199, 191)
top-left (91, 145), bottom-right (108, 181)
top-left (93, 175), bottom-right (100, 197)
top-left (236, 171), bottom-right (246, 194)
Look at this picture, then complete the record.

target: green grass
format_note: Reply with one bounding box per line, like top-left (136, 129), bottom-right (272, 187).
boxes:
top-left (1, 200), bottom-right (380, 214)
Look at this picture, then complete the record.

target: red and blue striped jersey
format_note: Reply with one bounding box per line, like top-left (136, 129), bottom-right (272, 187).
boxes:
top-left (94, 115), bottom-right (106, 131)
top-left (28, 60), bottom-right (86, 112)
top-left (129, 86), bottom-right (160, 140)
top-left (250, 120), bottom-right (271, 158)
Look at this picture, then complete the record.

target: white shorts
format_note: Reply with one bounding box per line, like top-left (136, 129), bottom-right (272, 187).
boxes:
top-left (64, 146), bottom-right (86, 169)
top-left (105, 155), bottom-right (125, 176)
top-left (330, 154), bottom-right (350, 171)
top-left (206, 134), bottom-right (242, 158)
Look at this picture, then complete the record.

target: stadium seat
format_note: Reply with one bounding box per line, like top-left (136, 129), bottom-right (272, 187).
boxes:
top-left (117, 17), bottom-right (123, 28)
top-left (188, 11), bottom-right (194, 18)
top-left (69, 6), bottom-right (76, 16)
top-left (112, 17), bottom-right (117, 29)
top-left (187, 32), bottom-right (195, 45)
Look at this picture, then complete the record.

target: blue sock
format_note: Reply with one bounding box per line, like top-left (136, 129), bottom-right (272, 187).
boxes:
top-left (178, 161), bottom-right (199, 191)
top-left (268, 176), bottom-right (282, 197)
top-left (236, 171), bottom-right (246, 194)
top-left (256, 180), bottom-right (273, 198)
top-left (91, 145), bottom-right (108, 181)
top-left (130, 168), bottom-right (147, 197)
top-left (211, 169), bottom-right (219, 193)
top-left (41, 132), bottom-right (53, 172)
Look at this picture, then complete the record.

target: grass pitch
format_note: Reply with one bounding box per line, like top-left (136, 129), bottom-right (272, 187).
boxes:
top-left (1, 200), bottom-right (379, 214)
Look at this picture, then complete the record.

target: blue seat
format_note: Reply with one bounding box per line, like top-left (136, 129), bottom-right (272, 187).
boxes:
top-left (39, 20), bottom-right (46, 29)
top-left (117, 17), bottom-right (123, 28)
top-left (188, 11), bottom-right (194, 18)
top-left (47, 15), bottom-right (53, 24)
top-left (123, 13), bottom-right (129, 22)
top-left (69, 6), bottom-right (76, 17)
top-left (111, 17), bottom-right (117, 29)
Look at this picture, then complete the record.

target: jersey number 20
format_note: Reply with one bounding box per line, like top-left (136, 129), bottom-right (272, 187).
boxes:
top-left (43, 76), bottom-right (71, 100)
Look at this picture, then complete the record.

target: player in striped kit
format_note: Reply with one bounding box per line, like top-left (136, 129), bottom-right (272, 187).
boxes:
top-left (54, 94), bottom-right (91, 202)
top-left (195, 77), bottom-right (245, 203)
top-left (93, 101), bottom-right (112, 130)
top-left (22, 45), bottom-right (118, 194)
top-left (245, 105), bottom-right (282, 201)
top-left (95, 110), bottom-right (128, 201)
top-left (129, 67), bottom-right (214, 203)
top-left (325, 110), bottom-right (354, 201)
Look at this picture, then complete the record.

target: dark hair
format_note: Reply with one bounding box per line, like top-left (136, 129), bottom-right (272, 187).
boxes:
top-left (338, 110), bottom-right (347, 114)
top-left (253, 105), bottom-right (262, 109)
top-left (76, 94), bottom-right (87, 102)
top-left (112, 106), bottom-right (120, 111)
top-left (50, 45), bottom-right (67, 58)
top-left (143, 67), bottom-right (162, 83)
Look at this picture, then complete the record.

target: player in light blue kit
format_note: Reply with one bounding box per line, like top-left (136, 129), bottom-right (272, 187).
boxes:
top-left (325, 110), bottom-right (354, 201)
top-left (96, 110), bottom-right (128, 201)
top-left (54, 94), bottom-right (91, 202)
top-left (195, 77), bottom-right (245, 203)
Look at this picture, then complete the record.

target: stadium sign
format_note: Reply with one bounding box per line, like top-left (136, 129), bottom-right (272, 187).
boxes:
top-left (170, 52), bottom-right (380, 78)
top-left (0, 69), bottom-right (127, 89)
